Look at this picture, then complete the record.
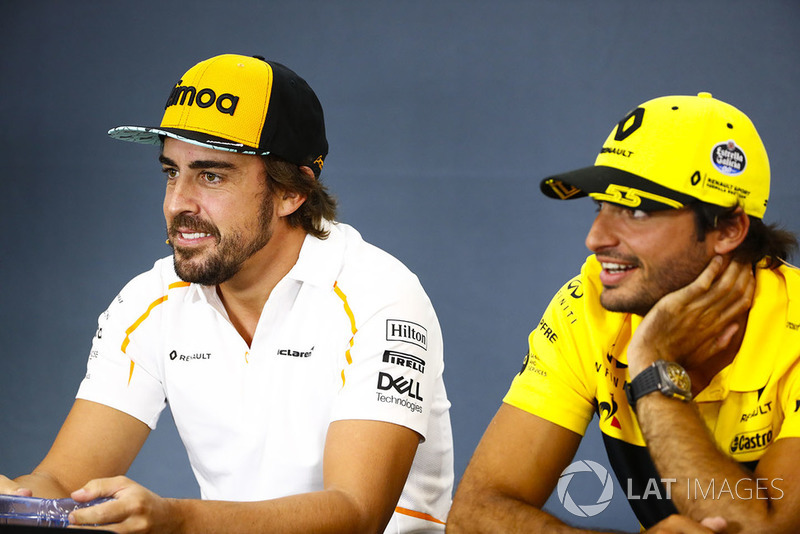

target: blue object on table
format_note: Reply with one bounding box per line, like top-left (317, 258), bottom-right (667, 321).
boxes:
top-left (0, 495), bottom-right (111, 528)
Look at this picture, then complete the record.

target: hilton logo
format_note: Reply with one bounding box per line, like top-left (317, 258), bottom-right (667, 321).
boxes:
top-left (386, 319), bottom-right (427, 350)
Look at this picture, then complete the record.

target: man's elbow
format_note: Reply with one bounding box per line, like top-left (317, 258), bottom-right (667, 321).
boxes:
top-left (447, 484), bottom-right (488, 533)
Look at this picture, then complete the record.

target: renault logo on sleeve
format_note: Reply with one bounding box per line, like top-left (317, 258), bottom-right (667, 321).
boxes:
top-left (386, 319), bottom-right (427, 350)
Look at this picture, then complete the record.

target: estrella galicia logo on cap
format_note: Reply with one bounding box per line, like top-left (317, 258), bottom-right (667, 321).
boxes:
top-left (711, 140), bottom-right (746, 176)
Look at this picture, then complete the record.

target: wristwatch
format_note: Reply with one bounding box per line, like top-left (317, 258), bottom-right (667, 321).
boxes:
top-left (625, 360), bottom-right (692, 408)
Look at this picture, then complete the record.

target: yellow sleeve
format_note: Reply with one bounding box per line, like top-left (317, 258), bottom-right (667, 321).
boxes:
top-left (775, 264), bottom-right (800, 441)
top-left (777, 358), bottom-right (800, 441)
top-left (503, 260), bottom-right (602, 436)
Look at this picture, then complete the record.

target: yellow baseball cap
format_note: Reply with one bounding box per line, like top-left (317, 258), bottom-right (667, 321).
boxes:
top-left (108, 54), bottom-right (328, 175)
top-left (541, 93), bottom-right (770, 218)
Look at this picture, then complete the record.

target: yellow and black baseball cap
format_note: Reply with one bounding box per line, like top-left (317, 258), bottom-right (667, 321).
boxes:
top-left (541, 93), bottom-right (770, 218)
top-left (109, 54), bottom-right (328, 175)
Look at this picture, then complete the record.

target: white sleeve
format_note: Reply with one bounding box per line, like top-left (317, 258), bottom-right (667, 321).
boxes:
top-left (76, 268), bottom-right (168, 429)
top-left (329, 275), bottom-right (444, 441)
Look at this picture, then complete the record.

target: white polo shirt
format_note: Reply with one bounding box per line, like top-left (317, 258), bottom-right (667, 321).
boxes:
top-left (77, 221), bottom-right (454, 532)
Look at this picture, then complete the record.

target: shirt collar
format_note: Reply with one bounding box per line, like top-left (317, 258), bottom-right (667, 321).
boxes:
top-left (728, 264), bottom-right (800, 392)
top-left (285, 220), bottom-right (344, 289)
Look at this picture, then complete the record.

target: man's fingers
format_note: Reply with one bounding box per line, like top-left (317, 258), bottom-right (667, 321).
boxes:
top-left (666, 258), bottom-right (754, 329)
top-left (72, 475), bottom-right (126, 501)
top-left (700, 261), bottom-right (755, 332)
top-left (699, 516), bottom-right (728, 532)
top-left (69, 477), bottom-right (127, 526)
top-left (0, 475), bottom-right (33, 497)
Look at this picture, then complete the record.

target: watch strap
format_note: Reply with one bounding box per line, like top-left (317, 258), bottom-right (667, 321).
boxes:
top-left (626, 364), bottom-right (662, 408)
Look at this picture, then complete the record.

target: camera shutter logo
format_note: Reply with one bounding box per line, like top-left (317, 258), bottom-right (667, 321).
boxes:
top-left (557, 460), bottom-right (614, 517)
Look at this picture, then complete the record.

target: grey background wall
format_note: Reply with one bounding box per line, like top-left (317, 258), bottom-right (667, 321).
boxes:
top-left (1, 1), bottom-right (798, 530)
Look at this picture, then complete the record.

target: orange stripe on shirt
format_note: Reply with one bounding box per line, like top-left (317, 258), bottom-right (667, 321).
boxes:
top-left (394, 506), bottom-right (446, 525)
top-left (333, 281), bottom-right (357, 386)
top-left (122, 281), bottom-right (190, 384)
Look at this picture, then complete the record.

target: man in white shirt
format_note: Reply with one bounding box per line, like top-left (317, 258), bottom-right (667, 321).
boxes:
top-left (1, 54), bottom-right (454, 533)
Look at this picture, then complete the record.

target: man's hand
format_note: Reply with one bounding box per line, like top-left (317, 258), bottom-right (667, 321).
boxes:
top-left (0, 475), bottom-right (33, 496)
top-left (69, 476), bottom-right (177, 534)
top-left (627, 256), bottom-right (755, 377)
top-left (645, 514), bottom-right (727, 533)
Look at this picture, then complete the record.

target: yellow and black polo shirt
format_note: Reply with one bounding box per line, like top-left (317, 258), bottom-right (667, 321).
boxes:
top-left (505, 255), bottom-right (800, 528)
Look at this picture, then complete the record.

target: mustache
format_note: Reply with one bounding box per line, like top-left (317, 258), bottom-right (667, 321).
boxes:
top-left (168, 213), bottom-right (220, 241)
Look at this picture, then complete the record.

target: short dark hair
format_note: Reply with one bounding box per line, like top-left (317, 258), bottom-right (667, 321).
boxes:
top-left (261, 155), bottom-right (337, 239)
top-left (691, 202), bottom-right (798, 269)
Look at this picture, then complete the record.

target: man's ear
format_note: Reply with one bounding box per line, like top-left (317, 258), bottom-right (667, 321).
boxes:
top-left (713, 207), bottom-right (750, 255)
top-left (275, 166), bottom-right (314, 218)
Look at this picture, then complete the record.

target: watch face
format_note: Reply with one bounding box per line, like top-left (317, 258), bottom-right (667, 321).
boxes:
top-left (665, 362), bottom-right (691, 393)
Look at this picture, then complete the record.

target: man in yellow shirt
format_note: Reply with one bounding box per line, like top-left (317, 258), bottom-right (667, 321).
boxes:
top-left (449, 93), bottom-right (800, 533)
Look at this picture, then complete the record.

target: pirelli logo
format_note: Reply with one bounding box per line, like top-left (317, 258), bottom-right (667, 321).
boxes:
top-left (382, 350), bottom-right (426, 374)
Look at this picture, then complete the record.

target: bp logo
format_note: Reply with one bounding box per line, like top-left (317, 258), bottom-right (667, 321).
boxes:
top-left (557, 460), bottom-right (614, 517)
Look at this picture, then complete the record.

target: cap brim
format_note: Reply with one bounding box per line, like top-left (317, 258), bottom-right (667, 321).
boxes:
top-left (108, 126), bottom-right (270, 156)
top-left (540, 165), bottom-right (698, 211)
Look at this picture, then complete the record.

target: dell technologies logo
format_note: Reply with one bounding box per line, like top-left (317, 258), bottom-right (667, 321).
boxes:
top-left (377, 372), bottom-right (423, 400)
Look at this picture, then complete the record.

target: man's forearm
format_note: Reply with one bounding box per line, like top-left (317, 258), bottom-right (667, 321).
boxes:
top-left (165, 489), bottom-right (384, 534)
top-left (448, 487), bottom-right (618, 534)
top-left (13, 472), bottom-right (72, 499)
top-left (637, 393), bottom-right (780, 530)
top-left (70, 482), bottom-right (395, 534)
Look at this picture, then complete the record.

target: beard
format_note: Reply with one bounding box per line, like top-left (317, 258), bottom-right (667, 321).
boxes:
top-left (599, 241), bottom-right (710, 316)
top-left (167, 196), bottom-right (274, 286)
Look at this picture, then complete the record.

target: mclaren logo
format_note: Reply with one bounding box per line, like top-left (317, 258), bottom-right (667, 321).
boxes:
top-left (277, 347), bottom-right (313, 358)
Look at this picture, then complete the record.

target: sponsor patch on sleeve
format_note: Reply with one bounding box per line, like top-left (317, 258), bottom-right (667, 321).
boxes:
top-left (386, 319), bottom-right (427, 350)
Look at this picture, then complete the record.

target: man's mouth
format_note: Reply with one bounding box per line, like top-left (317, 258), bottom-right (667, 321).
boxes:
top-left (598, 258), bottom-right (639, 287)
top-left (180, 231), bottom-right (213, 240)
top-left (600, 262), bottom-right (636, 274)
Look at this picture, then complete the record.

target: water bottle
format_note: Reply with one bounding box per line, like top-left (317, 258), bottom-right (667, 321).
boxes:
top-left (0, 494), bottom-right (111, 527)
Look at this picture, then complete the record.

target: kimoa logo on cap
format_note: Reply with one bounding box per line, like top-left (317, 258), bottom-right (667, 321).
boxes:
top-left (165, 79), bottom-right (240, 116)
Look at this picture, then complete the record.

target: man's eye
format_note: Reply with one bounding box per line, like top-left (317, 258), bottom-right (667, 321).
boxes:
top-left (162, 168), bottom-right (178, 179)
top-left (202, 172), bottom-right (221, 183)
top-left (631, 209), bottom-right (648, 219)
